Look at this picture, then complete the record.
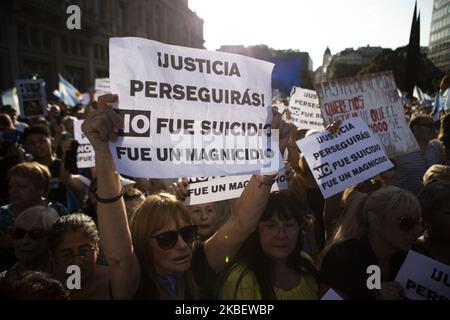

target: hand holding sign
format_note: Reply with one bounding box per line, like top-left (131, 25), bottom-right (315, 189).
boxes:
top-left (81, 94), bottom-right (123, 154)
top-left (169, 178), bottom-right (189, 201)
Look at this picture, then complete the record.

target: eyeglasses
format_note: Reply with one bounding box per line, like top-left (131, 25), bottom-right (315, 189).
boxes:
top-left (397, 216), bottom-right (424, 232)
top-left (58, 244), bottom-right (97, 265)
top-left (11, 228), bottom-right (47, 240)
top-left (151, 225), bottom-right (198, 250)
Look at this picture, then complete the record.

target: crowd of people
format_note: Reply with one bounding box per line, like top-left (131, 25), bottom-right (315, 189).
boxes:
top-left (0, 79), bottom-right (449, 300)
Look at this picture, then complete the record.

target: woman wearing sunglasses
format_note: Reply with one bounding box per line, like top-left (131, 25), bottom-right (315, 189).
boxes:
top-left (0, 205), bottom-right (58, 282)
top-left (319, 186), bottom-right (423, 300)
top-left (81, 94), bottom-right (289, 299)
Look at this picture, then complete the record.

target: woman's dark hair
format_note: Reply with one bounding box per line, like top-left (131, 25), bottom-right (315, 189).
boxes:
top-left (231, 191), bottom-right (317, 299)
top-left (438, 113), bottom-right (450, 149)
top-left (48, 213), bottom-right (99, 252)
top-left (418, 180), bottom-right (450, 223)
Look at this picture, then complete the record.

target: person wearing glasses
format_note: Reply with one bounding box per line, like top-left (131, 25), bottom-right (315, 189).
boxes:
top-left (394, 114), bottom-right (446, 196)
top-left (319, 186), bottom-right (423, 300)
top-left (219, 191), bottom-right (319, 300)
top-left (49, 213), bottom-right (110, 299)
top-left (0, 205), bottom-right (58, 282)
top-left (80, 94), bottom-right (290, 299)
top-left (415, 181), bottom-right (450, 265)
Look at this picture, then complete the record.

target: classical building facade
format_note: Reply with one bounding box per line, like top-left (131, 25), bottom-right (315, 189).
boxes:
top-left (0, 0), bottom-right (204, 93)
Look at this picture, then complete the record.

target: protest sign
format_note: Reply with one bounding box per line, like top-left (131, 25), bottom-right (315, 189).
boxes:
top-left (321, 288), bottom-right (344, 300)
top-left (184, 168), bottom-right (288, 205)
top-left (74, 120), bottom-right (95, 168)
top-left (315, 71), bottom-right (419, 157)
top-left (297, 117), bottom-right (393, 199)
top-left (15, 79), bottom-right (47, 118)
top-left (395, 250), bottom-right (450, 300)
top-left (94, 78), bottom-right (111, 100)
top-left (288, 87), bottom-right (324, 131)
top-left (109, 37), bottom-right (276, 178)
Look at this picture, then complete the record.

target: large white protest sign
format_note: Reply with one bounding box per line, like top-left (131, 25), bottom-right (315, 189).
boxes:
top-left (288, 87), bottom-right (324, 131)
top-left (297, 117), bottom-right (394, 199)
top-left (315, 71), bottom-right (419, 157)
top-left (94, 78), bottom-right (111, 101)
top-left (395, 250), bottom-right (450, 300)
top-left (15, 79), bottom-right (47, 118)
top-left (109, 37), bottom-right (276, 178)
top-left (74, 120), bottom-right (95, 168)
top-left (184, 168), bottom-right (288, 205)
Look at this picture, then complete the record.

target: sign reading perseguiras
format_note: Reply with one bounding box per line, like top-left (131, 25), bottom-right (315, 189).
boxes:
top-left (297, 117), bottom-right (394, 199)
top-left (288, 87), bottom-right (324, 131)
top-left (109, 37), bottom-right (275, 178)
top-left (315, 71), bottom-right (419, 157)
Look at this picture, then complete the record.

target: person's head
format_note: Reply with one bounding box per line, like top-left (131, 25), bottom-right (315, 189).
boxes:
top-left (13, 206), bottom-right (58, 263)
top-left (419, 181), bottom-right (450, 242)
top-left (437, 113), bottom-right (450, 146)
top-left (62, 116), bottom-right (77, 136)
top-left (0, 105), bottom-right (17, 124)
top-left (188, 202), bottom-right (219, 237)
top-left (49, 213), bottom-right (100, 282)
top-left (9, 271), bottom-right (69, 300)
top-left (7, 162), bottom-right (51, 210)
top-left (124, 187), bottom-right (145, 220)
top-left (365, 186), bottom-right (423, 252)
top-left (409, 114), bottom-right (437, 145)
top-left (423, 164), bottom-right (450, 186)
top-left (23, 125), bottom-right (53, 161)
top-left (440, 75), bottom-right (449, 93)
top-left (233, 191), bottom-right (315, 299)
top-left (130, 192), bottom-right (197, 278)
top-left (0, 113), bottom-right (14, 132)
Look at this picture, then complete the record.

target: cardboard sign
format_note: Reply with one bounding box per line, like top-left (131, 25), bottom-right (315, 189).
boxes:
top-left (316, 71), bottom-right (419, 157)
top-left (395, 250), bottom-right (450, 300)
top-left (288, 87), bottom-right (324, 131)
top-left (297, 117), bottom-right (393, 199)
top-left (15, 79), bottom-right (47, 118)
top-left (184, 168), bottom-right (288, 205)
top-left (73, 120), bottom-right (95, 168)
top-left (109, 37), bottom-right (276, 178)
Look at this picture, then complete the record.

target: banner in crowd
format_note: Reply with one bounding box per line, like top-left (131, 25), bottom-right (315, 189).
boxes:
top-left (184, 168), bottom-right (288, 205)
top-left (15, 79), bottom-right (47, 118)
top-left (297, 117), bottom-right (394, 199)
top-left (315, 71), bottom-right (419, 157)
top-left (395, 250), bottom-right (450, 300)
top-left (109, 37), bottom-right (276, 178)
top-left (74, 120), bottom-right (96, 168)
top-left (94, 78), bottom-right (111, 101)
top-left (288, 87), bottom-right (324, 131)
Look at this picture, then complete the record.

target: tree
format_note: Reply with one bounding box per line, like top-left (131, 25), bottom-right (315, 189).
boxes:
top-left (330, 62), bottom-right (367, 80)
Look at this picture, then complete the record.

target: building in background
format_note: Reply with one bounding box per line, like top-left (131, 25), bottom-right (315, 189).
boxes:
top-left (218, 44), bottom-right (314, 97)
top-left (428, 0), bottom-right (450, 75)
top-left (0, 0), bottom-right (204, 93)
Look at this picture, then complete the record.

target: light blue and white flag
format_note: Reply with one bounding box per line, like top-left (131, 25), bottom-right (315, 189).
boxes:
top-left (58, 73), bottom-right (81, 106)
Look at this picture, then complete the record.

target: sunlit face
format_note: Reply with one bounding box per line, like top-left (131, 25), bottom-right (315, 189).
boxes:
top-left (189, 203), bottom-right (218, 236)
top-left (14, 218), bottom-right (49, 262)
top-left (258, 215), bottom-right (300, 261)
top-left (25, 133), bottom-right (52, 160)
top-left (53, 230), bottom-right (98, 282)
top-left (149, 218), bottom-right (194, 277)
top-left (8, 175), bottom-right (43, 208)
top-left (371, 204), bottom-right (423, 252)
top-left (427, 199), bottom-right (450, 241)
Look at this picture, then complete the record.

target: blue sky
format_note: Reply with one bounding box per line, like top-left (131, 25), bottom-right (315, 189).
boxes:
top-left (189, 0), bottom-right (433, 70)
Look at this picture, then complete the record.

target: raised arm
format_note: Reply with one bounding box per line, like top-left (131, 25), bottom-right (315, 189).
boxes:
top-left (81, 94), bottom-right (140, 299)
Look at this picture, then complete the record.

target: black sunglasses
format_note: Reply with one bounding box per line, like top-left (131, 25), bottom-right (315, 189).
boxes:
top-left (397, 217), bottom-right (424, 232)
top-left (151, 225), bottom-right (198, 250)
top-left (11, 228), bottom-right (47, 240)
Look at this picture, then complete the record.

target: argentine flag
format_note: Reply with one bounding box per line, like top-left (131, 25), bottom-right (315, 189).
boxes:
top-left (58, 73), bottom-right (81, 106)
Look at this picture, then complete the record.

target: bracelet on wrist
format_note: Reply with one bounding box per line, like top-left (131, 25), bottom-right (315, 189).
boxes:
top-left (96, 188), bottom-right (124, 203)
